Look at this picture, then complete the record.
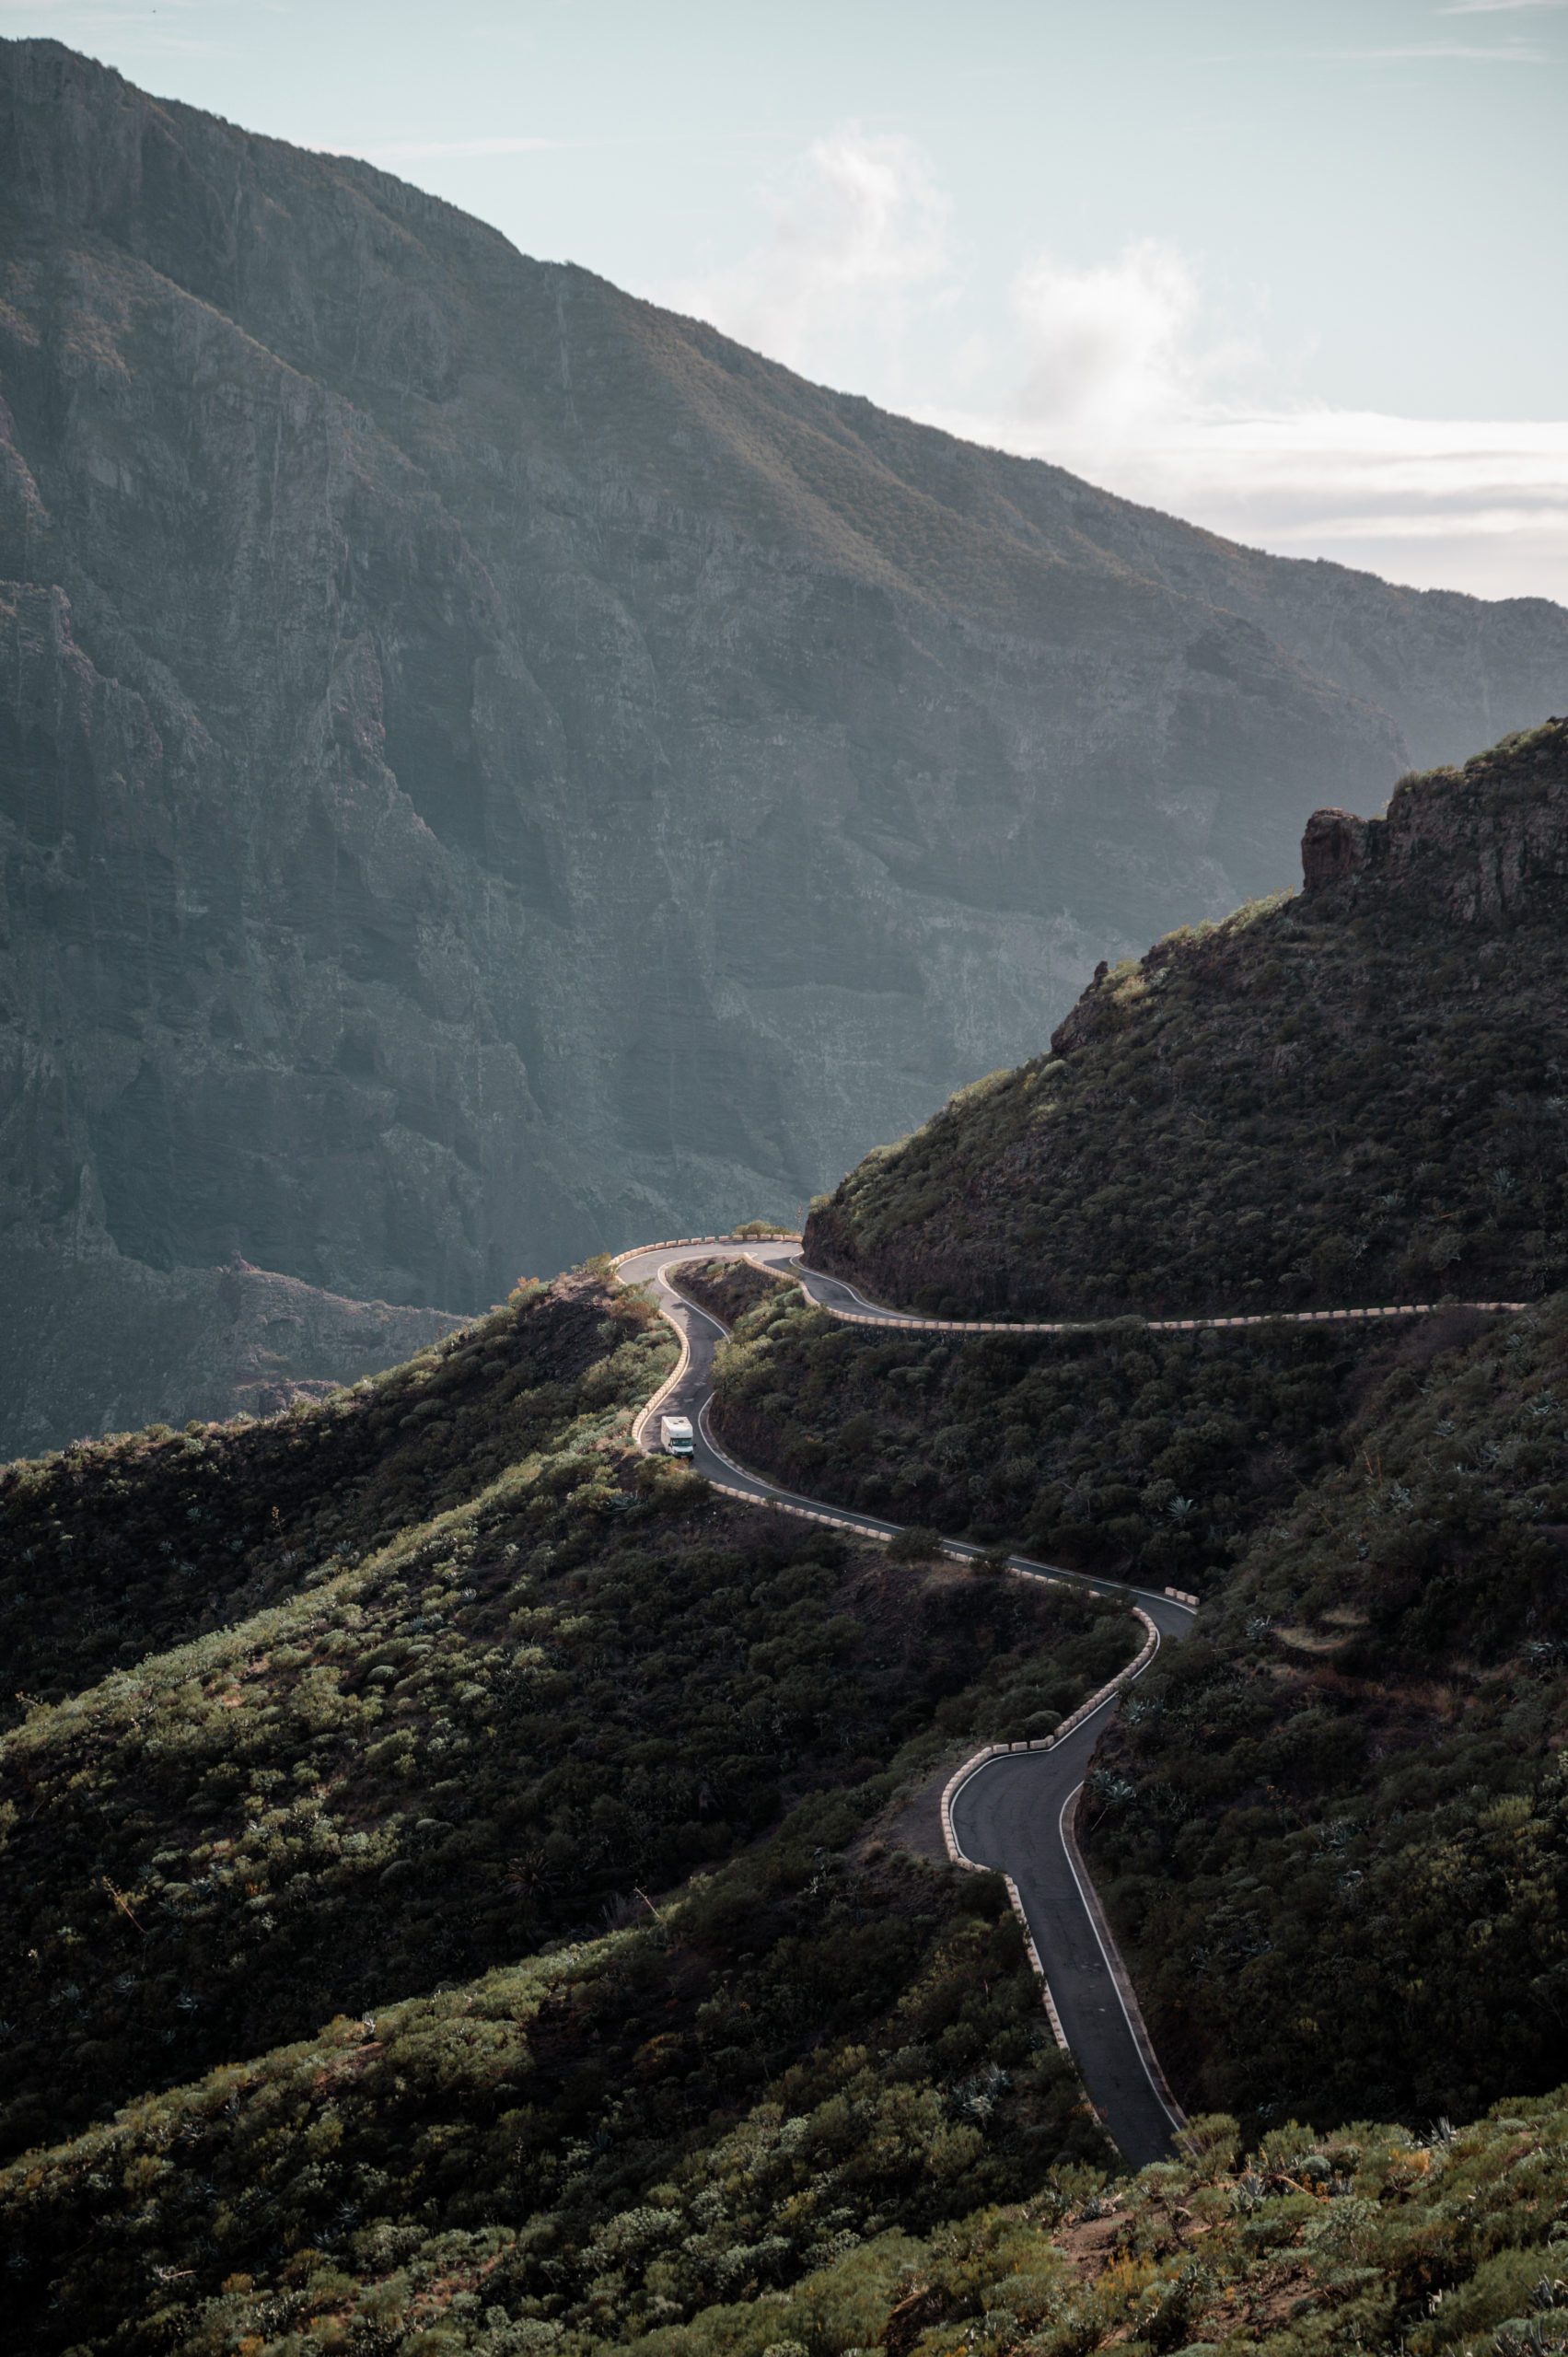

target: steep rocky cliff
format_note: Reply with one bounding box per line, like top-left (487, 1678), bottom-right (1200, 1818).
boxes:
top-left (3, 37), bottom-right (1565, 1450)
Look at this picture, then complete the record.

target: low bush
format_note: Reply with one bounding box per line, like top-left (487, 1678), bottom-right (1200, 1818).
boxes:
top-left (0, 1272), bottom-right (672, 1725)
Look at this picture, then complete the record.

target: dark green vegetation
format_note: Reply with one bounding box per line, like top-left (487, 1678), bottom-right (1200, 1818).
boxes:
top-left (627, 2091), bottom-right (1568, 2357)
top-left (9, 726), bottom-right (1568, 2355)
top-left (1087, 1287), bottom-right (1568, 2136)
top-left (3, 1782), bottom-right (1109, 2355)
top-left (731, 728), bottom-right (1568, 2154)
top-left (671, 1257), bottom-right (784, 1333)
top-left (0, 1254), bottom-right (1150, 2352)
top-left (700, 1261), bottom-right (1436, 1592)
top-left (14, 2027), bottom-right (1568, 2356)
top-left (0, 1273), bottom-right (1132, 2164)
top-left (698, 1283), bottom-right (1568, 2147)
top-left (0, 1271), bottom-right (672, 1730)
top-left (808, 723), bottom-right (1568, 1321)
top-left (647, 2093), bottom-right (1568, 2357)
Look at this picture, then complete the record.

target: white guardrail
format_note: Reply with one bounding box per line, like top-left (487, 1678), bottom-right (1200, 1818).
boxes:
top-left (809, 1297), bottom-right (1527, 1336)
top-left (937, 1605), bottom-right (1162, 2055)
top-left (935, 1595), bottom-right (1188, 2134)
top-left (613, 1237), bottom-right (1209, 2098)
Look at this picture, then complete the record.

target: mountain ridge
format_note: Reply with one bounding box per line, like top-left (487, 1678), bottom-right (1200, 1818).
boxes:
top-left (4, 33), bottom-right (1566, 1454)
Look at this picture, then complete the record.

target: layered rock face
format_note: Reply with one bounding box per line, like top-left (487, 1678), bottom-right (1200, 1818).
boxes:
top-left (2, 38), bottom-right (1566, 1450)
top-left (1303, 718), bottom-right (1568, 916)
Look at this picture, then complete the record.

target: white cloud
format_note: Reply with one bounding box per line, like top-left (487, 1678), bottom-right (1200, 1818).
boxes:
top-left (656, 129), bottom-right (952, 383)
top-left (931, 398), bottom-right (1568, 599)
top-left (1440, 2), bottom-right (1567, 14)
top-left (653, 132), bottom-right (1567, 604)
top-left (1005, 239), bottom-right (1263, 442)
top-left (923, 243), bottom-right (1568, 598)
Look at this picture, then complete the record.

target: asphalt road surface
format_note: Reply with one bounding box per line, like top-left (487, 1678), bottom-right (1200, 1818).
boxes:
top-left (947, 1694), bottom-right (1187, 2168)
top-left (613, 1237), bottom-right (1194, 2165)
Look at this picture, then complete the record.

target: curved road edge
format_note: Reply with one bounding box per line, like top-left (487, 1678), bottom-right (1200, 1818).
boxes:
top-left (747, 1249), bottom-right (1525, 1337)
top-left (1060, 1776), bottom-right (1189, 2135)
top-left (611, 1235), bottom-right (1196, 2169)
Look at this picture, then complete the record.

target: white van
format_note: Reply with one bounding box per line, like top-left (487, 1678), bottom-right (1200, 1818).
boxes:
top-left (659, 1413), bottom-right (695, 1457)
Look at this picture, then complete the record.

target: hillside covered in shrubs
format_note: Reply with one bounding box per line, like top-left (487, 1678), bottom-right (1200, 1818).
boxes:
top-left (807, 721), bottom-right (1568, 1320)
top-left (700, 726), bottom-right (1568, 2151)
top-left (0, 1270), bottom-right (674, 1725)
top-left (0, 1470), bottom-right (1131, 2161)
top-left (3, 1759), bottom-right (1113, 2353)
top-left (1086, 1284), bottom-right (1568, 2137)
top-left (693, 1260), bottom-right (1467, 1594)
top-left (0, 1254), bottom-right (1154, 2347)
top-left (694, 1274), bottom-right (1568, 2145)
top-left (7, 721), bottom-right (1568, 2354)
top-left (12, 2006), bottom-right (1568, 2356)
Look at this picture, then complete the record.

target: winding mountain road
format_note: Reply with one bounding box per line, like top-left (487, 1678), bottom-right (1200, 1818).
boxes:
top-left (614, 1237), bottom-right (1526, 2163)
top-left (613, 1237), bottom-right (1194, 2167)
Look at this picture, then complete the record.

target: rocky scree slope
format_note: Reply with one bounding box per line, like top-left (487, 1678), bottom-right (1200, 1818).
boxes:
top-left (4, 38), bottom-right (1567, 1452)
top-left (807, 720), bottom-right (1568, 1318)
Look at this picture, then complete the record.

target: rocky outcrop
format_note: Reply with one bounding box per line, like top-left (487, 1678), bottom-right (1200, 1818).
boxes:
top-left (1300, 807), bottom-right (1370, 892)
top-left (1048, 961), bottom-right (1115, 1059)
top-left (1301, 719), bottom-right (1568, 915)
top-left (2, 37), bottom-right (1565, 1449)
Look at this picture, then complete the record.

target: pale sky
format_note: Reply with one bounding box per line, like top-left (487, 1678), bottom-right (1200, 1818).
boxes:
top-left (6, 0), bottom-right (1567, 600)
